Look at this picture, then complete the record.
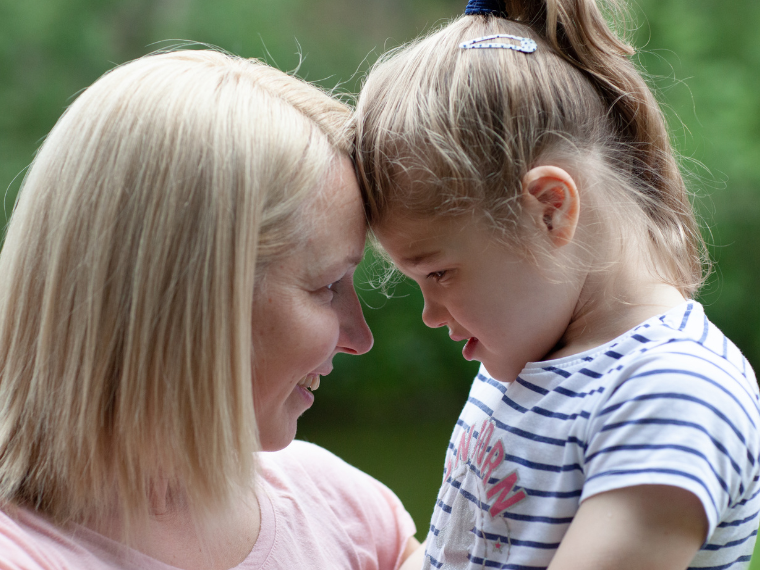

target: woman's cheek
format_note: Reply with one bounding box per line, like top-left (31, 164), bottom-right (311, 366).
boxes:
top-left (313, 310), bottom-right (341, 355)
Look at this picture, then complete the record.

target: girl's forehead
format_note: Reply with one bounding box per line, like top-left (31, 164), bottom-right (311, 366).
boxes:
top-left (377, 211), bottom-right (478, 242)
top-left (376, 215), bottom-right (442, 248)
top-left (375, 214), bottom-right (480, 265)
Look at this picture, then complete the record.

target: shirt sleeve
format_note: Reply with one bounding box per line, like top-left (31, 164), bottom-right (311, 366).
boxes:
top-left (282, 441), bottom-right (417, 570)
top-left (580, 344), bottom-right (760, 537)
top-left (350, 468), bottom-right (418, 570)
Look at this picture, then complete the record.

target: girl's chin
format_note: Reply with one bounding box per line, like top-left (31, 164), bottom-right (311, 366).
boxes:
top-left (463, 337), bottom-right (479, 360)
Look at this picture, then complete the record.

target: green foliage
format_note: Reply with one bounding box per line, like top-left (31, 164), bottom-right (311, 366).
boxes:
top-left (1, 0), bottom-right (757, 377)
top-left (0, 0), bottom-right (460, 223)
top-left (1, 0), bottom-right (758, 549)
top-left (633, 0), bottom-right (760, 369)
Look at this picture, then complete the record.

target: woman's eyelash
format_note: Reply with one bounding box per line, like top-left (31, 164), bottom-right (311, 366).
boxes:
top-left (427, 270), bottom-right (447, 282)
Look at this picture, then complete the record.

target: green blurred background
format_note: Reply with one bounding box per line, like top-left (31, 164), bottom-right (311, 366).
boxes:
top-left (1, 0), bottom-right (758, 563)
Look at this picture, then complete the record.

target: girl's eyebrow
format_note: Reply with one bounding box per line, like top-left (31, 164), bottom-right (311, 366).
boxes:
top-left (402, 250), bottom-right (443, 267)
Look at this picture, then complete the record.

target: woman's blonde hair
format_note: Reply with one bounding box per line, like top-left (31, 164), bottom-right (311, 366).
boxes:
top-left (356, 0), bottom-right (707, 296)
top-left (0, 50), bottom-right (351, 528)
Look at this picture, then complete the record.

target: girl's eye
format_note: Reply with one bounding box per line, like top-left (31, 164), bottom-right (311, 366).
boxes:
top-left (427, 270), bottom-right (447, 282)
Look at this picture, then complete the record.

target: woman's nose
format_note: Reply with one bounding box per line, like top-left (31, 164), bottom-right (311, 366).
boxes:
top-left (339, 288), bottom-right (374, 355)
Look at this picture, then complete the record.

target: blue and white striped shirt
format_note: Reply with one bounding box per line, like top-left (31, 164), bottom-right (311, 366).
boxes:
top-left (422, 302), bottom-right (760, 570)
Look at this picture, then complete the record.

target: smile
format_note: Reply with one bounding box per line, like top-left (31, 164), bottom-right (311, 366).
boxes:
top-left (298, 374), bottom-right (321, 392)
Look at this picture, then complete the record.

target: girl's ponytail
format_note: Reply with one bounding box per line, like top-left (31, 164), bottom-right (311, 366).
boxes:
top-left (507, 0), bottom-right (705, 291)
top-left (356, 0), bottom-right (706, 297)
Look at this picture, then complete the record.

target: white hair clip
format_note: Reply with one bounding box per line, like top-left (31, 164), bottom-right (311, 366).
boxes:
top-left (459, 34), bottom-right (537, 54)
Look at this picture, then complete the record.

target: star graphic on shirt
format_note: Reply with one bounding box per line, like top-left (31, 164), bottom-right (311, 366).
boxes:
top-left (494, 537), bottom-right (503, 552)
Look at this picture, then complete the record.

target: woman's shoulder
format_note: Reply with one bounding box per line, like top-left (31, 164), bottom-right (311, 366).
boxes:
top-left (0, 507), bottom-right (48, 568)
top-left (260, 440), bottom-right (397, 503)
top-left (0, 506), bottom-right (90, 569)
top-left (271, 439), bottom-right (345, 465)
top-left (257, 441), bottom-right (416, 569)
top-left (262, 440), bottom-right (415, 535)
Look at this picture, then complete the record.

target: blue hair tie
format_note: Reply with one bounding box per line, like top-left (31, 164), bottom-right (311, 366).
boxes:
top-left (464, 0), bottom-right (508, 17)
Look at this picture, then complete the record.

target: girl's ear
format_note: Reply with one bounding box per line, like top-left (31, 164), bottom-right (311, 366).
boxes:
top-left (521, 166), bottom-right (580, 247)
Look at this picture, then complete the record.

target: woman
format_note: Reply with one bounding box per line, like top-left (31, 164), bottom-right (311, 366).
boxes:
top-left (0, 50), bottom-right (418, 569)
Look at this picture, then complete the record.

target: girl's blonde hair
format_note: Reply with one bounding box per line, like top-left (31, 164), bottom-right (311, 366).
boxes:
top-left (356, 0), bottom-right (706, 296)
top-left (0, 50), bottom-right (351, 529)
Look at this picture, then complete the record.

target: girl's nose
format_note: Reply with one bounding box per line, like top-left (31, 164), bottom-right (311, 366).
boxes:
top-left (421, 296), bottom-right (448, 329)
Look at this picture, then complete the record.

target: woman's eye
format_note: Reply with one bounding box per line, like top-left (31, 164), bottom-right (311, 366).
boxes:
top-left (427, 270), bottom-right (447, 282)
top-left (316, 273), bottom-right (350, 299)
top-left (324, 277), bottom-right (343, 293)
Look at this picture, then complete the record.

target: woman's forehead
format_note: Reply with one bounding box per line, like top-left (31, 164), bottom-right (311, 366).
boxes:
top-left (305, 162), bottom-right (366, 257)
top-left (266, 158), bottom-right (366, 283)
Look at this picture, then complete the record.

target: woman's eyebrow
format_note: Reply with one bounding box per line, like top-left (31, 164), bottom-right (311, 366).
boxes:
top-left (323, 254), bottom-right (364, 275)
top-left (347, 253), bottom-right (364, 267)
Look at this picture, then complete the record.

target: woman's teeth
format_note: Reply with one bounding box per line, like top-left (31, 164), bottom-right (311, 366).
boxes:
top-left (298, 375), bottom-right (321, 392)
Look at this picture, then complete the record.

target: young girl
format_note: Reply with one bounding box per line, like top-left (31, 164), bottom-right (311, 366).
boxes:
top-left (355, 0), bottom-right (760, 568)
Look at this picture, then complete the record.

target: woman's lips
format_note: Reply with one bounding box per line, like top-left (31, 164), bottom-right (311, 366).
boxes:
top-left (295, 383), bottom-right (316, 407)
top-left (463, 337), bottom-right (479, 361)
top-left (295, 374), bottom-right (320, 406)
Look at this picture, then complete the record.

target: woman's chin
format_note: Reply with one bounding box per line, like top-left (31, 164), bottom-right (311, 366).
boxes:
top-left (258, 425), bottom-right (300, 452)
top-left (257, 387), bottom-right (315, 452)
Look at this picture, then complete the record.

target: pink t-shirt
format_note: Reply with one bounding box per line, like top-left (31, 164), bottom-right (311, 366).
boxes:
top-left (0, 441), bottom-right (416, 570)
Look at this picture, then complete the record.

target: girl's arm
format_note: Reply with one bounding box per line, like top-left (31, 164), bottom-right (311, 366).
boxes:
top-left (548, 485), bottom-right (707, 570)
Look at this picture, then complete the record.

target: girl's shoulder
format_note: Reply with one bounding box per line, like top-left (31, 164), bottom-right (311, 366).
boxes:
top-left (521, 301), bottom-right (755, 394)
top-left (506, 301), bottom-right (759, 456)
top-left (578, 303), bottom-right (760, 542)
top-left (604, 301), bottom-right (757, 407)
top-left (625, 301), bottom-right (753, 379)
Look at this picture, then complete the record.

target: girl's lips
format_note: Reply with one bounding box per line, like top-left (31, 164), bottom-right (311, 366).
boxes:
top-left (449, 330), bottom-right (469, 342)
top-left (463, 337), bottom-right (479, 360)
